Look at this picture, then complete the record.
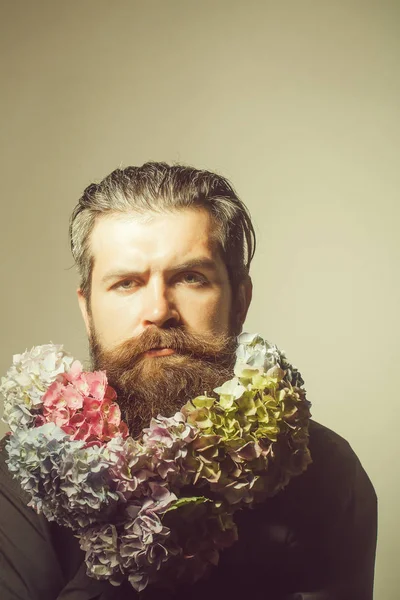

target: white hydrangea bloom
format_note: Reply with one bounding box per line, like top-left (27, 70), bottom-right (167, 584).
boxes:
top-left (2, 402), bottom-right (34, 433)
top-left (234, 332), bottom-right (282, 378)
top-left (214, 377), bottom-right (246, 400)
top-left (0, 344), bottom-right (74, 431)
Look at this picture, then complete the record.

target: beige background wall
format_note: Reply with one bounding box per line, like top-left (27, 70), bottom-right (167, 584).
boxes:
top-left (0, 1), bottom-right (398, 597)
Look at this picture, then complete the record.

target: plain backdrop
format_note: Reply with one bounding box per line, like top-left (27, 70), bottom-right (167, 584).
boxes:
top-left (0, 1), bottom-right (399, 598)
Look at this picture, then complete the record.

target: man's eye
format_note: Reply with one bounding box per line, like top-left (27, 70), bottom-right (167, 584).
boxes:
top-left (114, 280), bottom-right (135, 290)
top-left (180, 273), bottom-right (207, 286)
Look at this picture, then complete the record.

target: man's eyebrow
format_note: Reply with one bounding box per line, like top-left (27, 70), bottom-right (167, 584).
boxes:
top-left (170, 258), bottom-right (218, 272)
top-left (101, 258), bottom-right (219, 286)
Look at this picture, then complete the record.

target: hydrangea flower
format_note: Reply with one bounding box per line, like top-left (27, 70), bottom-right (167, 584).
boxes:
top-left (180, 349), bottom-right (312, 507)
top-left (80, 482), bottom-right (179, 591)
top-left (0, 344), bottom-right (74, 431)
top-left (142, 413), bottom-right (198, 482)
top-left (6, 423), bottom-right (128, 528)
top-left (234, 333), bottom-right (282, 379)
top-left (38, 363), bottom-right (129, 444)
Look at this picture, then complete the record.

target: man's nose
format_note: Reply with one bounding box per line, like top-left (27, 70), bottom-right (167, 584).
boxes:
top-left (141, 279), bottom-right (180, 328)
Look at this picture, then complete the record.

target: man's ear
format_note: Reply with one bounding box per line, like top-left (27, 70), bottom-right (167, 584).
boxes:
top-left (235, 276), bottom-right (253, 330)
top-left (77, 289), bottom-right (91, 336)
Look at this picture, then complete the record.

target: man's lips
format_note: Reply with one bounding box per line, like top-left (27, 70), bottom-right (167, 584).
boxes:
top-left (143, 348), bottom-right (176, 358)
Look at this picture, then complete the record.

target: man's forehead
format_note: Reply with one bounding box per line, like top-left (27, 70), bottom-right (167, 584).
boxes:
top-left (89, 208), bottom-right (224, 275)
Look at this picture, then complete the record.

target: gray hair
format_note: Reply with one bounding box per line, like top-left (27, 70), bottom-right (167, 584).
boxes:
top-left (69, 162), bottom-right (256, 301)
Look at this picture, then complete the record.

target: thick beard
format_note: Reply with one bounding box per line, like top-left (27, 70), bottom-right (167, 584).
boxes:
top-left (89, 326), bottom-right (238, 438)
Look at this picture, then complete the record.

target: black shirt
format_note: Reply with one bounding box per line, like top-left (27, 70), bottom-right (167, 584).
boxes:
top-left (0, 421), bottom-right (377, 600)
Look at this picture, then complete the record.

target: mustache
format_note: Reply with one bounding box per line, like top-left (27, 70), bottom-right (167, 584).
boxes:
top-left (91, 326), bottom-right (238, 371)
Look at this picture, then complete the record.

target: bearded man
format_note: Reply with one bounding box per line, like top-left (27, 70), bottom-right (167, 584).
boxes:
top-left (0, 163), bottom-right (377, 600)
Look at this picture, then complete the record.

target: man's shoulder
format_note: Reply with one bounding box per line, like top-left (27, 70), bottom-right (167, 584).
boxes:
top-left (307, 419), bottom-right (369, 482)
top-left (308, 419), bottom-right (358, 465)
top-left (289, 419), bottom-right (376, 515)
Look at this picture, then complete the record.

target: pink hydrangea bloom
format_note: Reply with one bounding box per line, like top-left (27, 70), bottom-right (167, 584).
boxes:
top-left (39, 365), bottom-right (128, 445)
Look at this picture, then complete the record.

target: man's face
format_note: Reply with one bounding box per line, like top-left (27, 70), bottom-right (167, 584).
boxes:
top-left (80, 208), bottom-right (234, 348)
top-left (77, 207), bottom-right (250, 435)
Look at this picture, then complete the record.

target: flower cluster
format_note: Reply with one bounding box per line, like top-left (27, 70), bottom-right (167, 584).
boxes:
top-left (1, 344), bottom-right (74, 432)
top-left (38, 362), bottom-right (129, 444)
top-left (0, 345), bottom-right (128, 445)
top-left (1, 333), bottom-right (312, 592)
